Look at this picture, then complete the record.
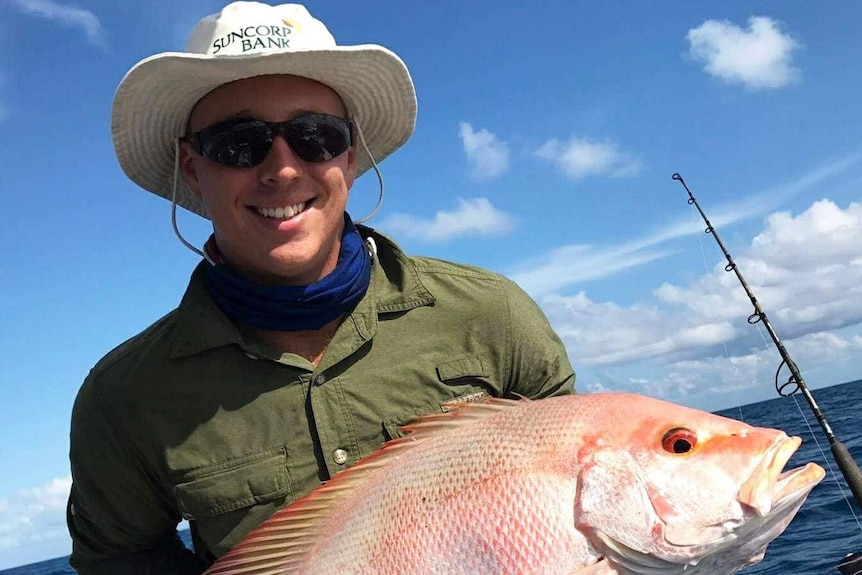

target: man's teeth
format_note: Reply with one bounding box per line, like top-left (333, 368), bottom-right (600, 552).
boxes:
top-left (256, 203), bottom-right (306, 219)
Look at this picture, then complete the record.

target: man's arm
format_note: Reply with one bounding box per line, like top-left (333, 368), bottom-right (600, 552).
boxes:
top-left (68, 531), bottom-right (205, 575)
top-left (500, 277), bottom-right (576, 399)
top-left (68, 373), bottom-right (207, 575)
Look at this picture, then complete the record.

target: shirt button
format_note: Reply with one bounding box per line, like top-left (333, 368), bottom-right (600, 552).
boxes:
top-left (314, 374), bottom-right (326, 385)
top-left (333, 448), bottom-right (348, 465)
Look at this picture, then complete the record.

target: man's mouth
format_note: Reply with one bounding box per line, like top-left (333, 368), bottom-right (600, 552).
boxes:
top-left (254, 201), bottom-right (308, 220)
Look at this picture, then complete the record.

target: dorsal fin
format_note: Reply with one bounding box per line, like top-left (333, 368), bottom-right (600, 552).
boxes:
top-left (203, 397), bottom-right (525, 574)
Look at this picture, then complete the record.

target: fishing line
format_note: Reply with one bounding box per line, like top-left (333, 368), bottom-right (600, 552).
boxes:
top-left (734, 236), bottom-right (862, 533)
top-left (788, 390), bottom-right (862, 534)
top-left (741, 277), bottom-right (862, 572)
top-left (693, 216), bottom-right (734, 365)
top-left (751, 319), bottom-right (862, 534)
top-left (688, 199), bottom-right (742, 415)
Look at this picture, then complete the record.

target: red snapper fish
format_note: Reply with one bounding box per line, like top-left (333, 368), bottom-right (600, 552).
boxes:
top-left (204, 393), bottom-right (825, 575)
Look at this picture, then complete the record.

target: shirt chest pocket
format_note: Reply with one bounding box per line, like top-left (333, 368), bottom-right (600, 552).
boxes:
top-left (173, 447), bottom-right (294, 557)
top-left (382, 356), bottom-right (493, 441)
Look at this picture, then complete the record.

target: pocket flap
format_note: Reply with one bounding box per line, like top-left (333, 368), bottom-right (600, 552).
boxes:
top-left (174, 448), bottom-right (291, 520)
top-left (436, 356), bottom-right (487, 381)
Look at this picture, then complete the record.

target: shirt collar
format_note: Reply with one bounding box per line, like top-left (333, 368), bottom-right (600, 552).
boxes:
top-left (359, 225), bottom-right (436, 313)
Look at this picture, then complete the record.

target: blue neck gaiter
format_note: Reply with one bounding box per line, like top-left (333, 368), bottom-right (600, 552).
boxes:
top-left (203, 213), bottom-right (372, 331)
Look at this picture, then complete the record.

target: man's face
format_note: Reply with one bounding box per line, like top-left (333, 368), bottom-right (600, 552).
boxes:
top-left (180, 74), bottom-right (357, 285)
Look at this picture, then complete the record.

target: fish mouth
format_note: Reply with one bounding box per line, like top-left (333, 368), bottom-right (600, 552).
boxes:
top-left (738, 435), bottom-right (825, 517)
top-left (593, 437), bottom-right (825, 575)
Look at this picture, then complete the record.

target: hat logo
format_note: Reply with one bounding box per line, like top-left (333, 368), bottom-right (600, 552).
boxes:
top-left (282, 18), bottom-right (301, 32)
top-left (211, 23), bottom-right (294, 55)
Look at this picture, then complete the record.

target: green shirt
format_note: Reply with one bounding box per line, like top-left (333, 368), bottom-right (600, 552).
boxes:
top-left (67, 227), bottom-right (575, 571)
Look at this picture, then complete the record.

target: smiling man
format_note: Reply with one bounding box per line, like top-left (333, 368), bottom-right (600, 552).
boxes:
top-left (66, 2), bottom-right (576, 574)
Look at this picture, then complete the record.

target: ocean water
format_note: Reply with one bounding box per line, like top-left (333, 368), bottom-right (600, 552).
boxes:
top-left (2, 379), bottom-right (861, 575)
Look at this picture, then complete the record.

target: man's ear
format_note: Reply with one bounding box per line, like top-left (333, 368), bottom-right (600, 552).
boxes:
top-left (344, 142), bottom-right (359, 189)
top-left (178, 142), bottom-right (203, 199)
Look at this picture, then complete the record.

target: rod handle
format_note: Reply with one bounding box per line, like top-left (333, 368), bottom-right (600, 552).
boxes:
top-left (831, 441), bottom-right (862, 511)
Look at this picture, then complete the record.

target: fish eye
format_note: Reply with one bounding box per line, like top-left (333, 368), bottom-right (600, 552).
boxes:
top-left (662, 428), bottom-right (697, 454)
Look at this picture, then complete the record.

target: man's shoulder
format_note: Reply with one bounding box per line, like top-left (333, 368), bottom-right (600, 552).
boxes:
top-left (406, 253), bottom-right (524, 309)
top-left (364, 228), bottom-right (500, 281)
top-left (365, 226), bottom-right (524, 308)
top-left (408, 254), bottom-right (504, 283)
top-left (85, 309), bottom-right (180, 396)
top-left (402, 254), bottom-right (533, 319)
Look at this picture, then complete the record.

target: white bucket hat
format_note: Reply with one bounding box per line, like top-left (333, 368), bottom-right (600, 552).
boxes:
top-left (111, 1), bottom-right (417, 219)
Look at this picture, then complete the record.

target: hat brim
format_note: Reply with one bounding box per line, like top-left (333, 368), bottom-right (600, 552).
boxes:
top-left (111, 46), bottom-right (416, 218)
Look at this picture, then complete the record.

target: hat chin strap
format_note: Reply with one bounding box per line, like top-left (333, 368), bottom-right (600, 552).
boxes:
top-left (352, 117), bottom-right (385, 224)
top-left (171, 141), bottom-right (209, 260)
top-left (169, 117), bottom-right (385, 261)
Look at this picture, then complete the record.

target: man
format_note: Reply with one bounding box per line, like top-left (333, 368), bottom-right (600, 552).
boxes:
top-left (67, 2), bottom-right (575, 573)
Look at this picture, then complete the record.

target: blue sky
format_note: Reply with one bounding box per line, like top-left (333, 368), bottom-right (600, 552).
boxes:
top-left (2, 0), bottom-right (862, 568)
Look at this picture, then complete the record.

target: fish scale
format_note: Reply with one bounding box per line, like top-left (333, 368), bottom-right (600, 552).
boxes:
top-left (296, 401), bottom-right (591, 575)
top-left (205, 393), bottom-right (824, 575)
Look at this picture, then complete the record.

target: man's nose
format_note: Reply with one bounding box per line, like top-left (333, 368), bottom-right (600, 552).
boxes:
top-left (259, 135), bottom-right (302, 184)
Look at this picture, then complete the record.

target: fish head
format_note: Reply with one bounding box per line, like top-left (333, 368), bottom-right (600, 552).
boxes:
top-left (573, 393), bottom-right (825, 574)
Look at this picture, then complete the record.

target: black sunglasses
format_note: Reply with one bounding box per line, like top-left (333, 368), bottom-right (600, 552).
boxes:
top-left (185, 112), bottom-right (354, 168)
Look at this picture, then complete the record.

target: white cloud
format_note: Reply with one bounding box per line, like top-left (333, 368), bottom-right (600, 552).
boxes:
top-left (510, 243), bottom-right (672, 297)
top-left (9, 0), bottom-right (105, 47)
top-left (508, 195), bottom-right (768, 297)
top-left (655, 200), bottom-right (862, 336)
top-left (380, 197), bottom-right (515, 243)
top-left (542, 291), bottom-right (739, 368)
top-left (535, 137), bottom-right (640, 180)
top-left (573, 328), bottom-right (862, 411)
top-left (633, 352), bottom-right (773, 401)
top-left (458, 123), bottom-right (509, 181)
top-left (535, 200), bottom-right (862, 390)
top-left (642, 329), bottom-right (861, 403)
top-left (686, 16), bottom-right (799, 90)
top-left (0, 477), bottom-right (71, 552)
top-left (510, 154), bottom-right (862, 297)
top-left (752, 199), bottom-right (862, 269)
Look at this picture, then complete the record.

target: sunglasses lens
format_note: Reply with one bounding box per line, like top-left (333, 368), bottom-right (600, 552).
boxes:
top-left (199, 120), bottom-right (273, 168)
top-left (192, 114), bottom-right (352, 167)
top-left (286, 114), bottom-right (352, 163)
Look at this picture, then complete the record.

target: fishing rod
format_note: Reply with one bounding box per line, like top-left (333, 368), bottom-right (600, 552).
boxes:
top-left (671, 173), bottom-right (862, 514)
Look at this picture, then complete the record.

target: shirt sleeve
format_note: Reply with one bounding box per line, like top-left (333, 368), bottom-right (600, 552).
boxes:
top-left (67, 372), bottom-right (207, 574)
top-left (500, 277), bottom-right (576, 399)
